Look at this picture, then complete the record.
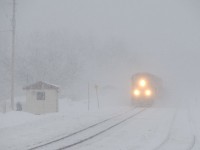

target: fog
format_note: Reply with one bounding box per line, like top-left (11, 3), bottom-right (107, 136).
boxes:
top-left (1, 0), bottom-right (200, 101)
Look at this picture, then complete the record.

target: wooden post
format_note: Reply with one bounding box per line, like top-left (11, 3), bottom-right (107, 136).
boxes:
top-left (95, 84), bottom-right (99, 109)
top-left (88, 82), bottom-right (90, 111)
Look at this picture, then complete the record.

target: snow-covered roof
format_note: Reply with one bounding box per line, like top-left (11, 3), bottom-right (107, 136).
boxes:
top-left (23, 81), bottom-right (59, 90)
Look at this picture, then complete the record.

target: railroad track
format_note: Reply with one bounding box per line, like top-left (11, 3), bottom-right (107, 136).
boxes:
top-left (28, 107), bottom-right (146, 150)
top-left (152, 108), bottom-right (177, 150)
top-left (187, 102), bottom-right (199, 150)
top-left (187, 135), bottom-right (196, 150)
top-left (153, 106), bottom-right (197, 150)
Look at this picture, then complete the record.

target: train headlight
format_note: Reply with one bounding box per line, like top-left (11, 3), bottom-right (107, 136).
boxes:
top-left (145, 89), bottom-right (152, 96)
top-left (139, 79), bottom-right (146, 87)
top-left (133, 89), bottom-right (141, 96)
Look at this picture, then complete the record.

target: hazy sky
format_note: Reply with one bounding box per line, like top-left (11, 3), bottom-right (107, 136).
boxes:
top-left (15, 0), bottom-right (200, 59)
top-left (15, 0), bottom-right (200, 46)
top-left (1, 0), bottom-right (200, 95)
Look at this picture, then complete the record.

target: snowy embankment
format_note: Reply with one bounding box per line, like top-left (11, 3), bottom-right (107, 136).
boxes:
top-left (0, 111), bottom-right (39, 129)
top-left (1, 97), bottom-right (200, 150)
top-left (0, 97), bottom-right (131, 150)
top-left (70, 101), bottom-right (199, 150)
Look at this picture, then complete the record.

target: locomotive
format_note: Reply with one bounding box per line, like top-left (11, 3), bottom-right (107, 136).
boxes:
top-left (131, 73), bottom-right (162, 106)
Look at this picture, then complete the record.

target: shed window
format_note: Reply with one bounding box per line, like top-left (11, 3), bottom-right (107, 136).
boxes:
top-left (37, 92), bottom-right (45, 100)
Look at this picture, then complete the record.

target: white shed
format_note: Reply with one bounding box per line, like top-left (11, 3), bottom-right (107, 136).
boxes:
top-left (23, 81), bottom-right (59, 115)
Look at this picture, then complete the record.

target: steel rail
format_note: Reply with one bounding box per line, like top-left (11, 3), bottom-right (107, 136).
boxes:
top-left (28, 107), bottom-right (138, 150)
top-left (58, 108), bottom-right (146, 150)
top-left (153, 106), bottom-right (196, 150)
top-left (153, 108), bottom-right (178, 150)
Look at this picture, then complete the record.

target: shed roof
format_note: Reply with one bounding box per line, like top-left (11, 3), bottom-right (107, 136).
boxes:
top-left (23, 81), bottom-right (59, 90)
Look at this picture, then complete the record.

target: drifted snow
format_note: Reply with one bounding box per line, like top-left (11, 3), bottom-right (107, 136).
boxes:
top-left (0, 98), bottom-right (131, 150)
top-left (0, 98), bottom-right (200, 150)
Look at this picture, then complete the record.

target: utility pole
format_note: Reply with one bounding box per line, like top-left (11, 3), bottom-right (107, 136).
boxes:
top-left (11, 0), bottom-right (16, 110)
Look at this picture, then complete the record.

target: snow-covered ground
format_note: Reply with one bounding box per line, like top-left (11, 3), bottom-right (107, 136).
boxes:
top-left (0, 98), bottom-right (132, 150)
top-left (0, 97), bottom-right (199, 150)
